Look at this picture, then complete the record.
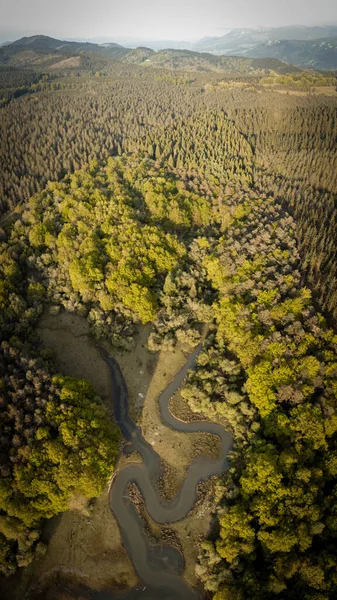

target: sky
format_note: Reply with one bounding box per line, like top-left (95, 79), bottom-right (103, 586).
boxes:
top-left (1, 0), bottom-right (337, 42)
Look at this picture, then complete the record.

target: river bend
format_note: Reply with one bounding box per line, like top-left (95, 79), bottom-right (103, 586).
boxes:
top-left (94, 345), bottom-right (232, 600)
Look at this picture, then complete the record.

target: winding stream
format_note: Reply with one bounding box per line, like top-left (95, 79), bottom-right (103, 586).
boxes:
top-left (94, 345), bottom-right (232, 600)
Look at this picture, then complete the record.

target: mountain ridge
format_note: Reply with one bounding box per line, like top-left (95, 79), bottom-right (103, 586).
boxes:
top-left (2, 30), bottom-right (337, 72)
top-left (0, 34), bottom-right (303, 75)
top-left (191, 25), bottom-right (337, 69)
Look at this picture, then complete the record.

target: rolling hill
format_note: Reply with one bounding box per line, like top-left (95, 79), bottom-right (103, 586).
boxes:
top-left (4, 26), bottom-right (337, 72)
top-left (126, 48), bottom-right (301, 74)
top-left (0, 35), bottom-right (302, 75)
top-left (0, 34), bottom-right (129, 65)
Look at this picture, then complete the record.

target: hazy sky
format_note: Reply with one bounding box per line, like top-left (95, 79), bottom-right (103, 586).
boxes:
top-left (1, 0), bottom-right (337, 42)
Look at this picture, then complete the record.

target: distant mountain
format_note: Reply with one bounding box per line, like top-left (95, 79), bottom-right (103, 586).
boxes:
top-left (122, 39), bottom-right (196, 51)
top-left (0, 34), bottom-right (312, 76)
top-left (246, 38), bottom-right (337, 71)
top-left (8, 34), bottom-right (121, 53)
top-left (0, 34), bottom-right (129, 66)
top-left (125, 48), bottom-right (301, 74)
top-left (193, 25), bottom-right (337, 52)
top-left (10, 35), bottom-right (70, 49)
top-left (124, 47), bottom-right (155, 63)
top-left (101, 42), bottom-right (134, 49)
top-left (3, 28), bottom-right (337, 72)
top-left (112, 26), bottom-right (337, 70)
top-left (191, 26), bottom-right (337, 70)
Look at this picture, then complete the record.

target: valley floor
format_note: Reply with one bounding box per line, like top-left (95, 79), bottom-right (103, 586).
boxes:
top-left (0, 310), bottom-right (220, 599)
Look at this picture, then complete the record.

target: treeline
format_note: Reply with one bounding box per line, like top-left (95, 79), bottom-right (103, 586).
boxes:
top-left (13, 154), bottom-right (245, 343)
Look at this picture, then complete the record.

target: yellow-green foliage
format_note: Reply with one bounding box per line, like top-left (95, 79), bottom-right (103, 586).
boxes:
top-left (216, 506), bottom-right (255, 563)
top-left (0, 350), bottom-right (120, 574)
top-left (142, 178), bottom-right (213, 228)
top-left (23, 157), bottom-right (189, 324)
top-left (260, 72), bottom-right (336, 88)
top-left (194, 188), bottom-right (337, 599)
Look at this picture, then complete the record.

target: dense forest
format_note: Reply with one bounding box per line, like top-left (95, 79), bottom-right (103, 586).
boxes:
top-left (186, 191), bottom-right (337, 599)
top-left (1, 62), bottom-right (336, 328)
top-left (1, 55), bottom-right (337, 598)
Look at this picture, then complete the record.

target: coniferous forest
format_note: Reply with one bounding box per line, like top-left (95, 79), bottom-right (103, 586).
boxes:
top-left (1, 49), bottom-right (337, 600)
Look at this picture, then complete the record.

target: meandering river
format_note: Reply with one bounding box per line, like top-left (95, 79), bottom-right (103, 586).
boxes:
top-left (93, 346), bottom-right (232, 600)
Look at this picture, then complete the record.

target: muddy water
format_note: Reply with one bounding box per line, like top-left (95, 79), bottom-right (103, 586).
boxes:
top-left (95, 346), bottom-right (232, 600)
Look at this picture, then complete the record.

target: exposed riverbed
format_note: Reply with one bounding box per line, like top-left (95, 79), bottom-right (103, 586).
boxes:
top-left (97, 346), bottom-right (232, 600)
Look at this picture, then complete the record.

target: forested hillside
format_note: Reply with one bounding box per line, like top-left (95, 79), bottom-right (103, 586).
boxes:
top-left (2, 151), bottom-right (337, 598)
top-left (1, 62), bottom-right (336, 327)
top-left (0, 35), bottom-right (302, 74)
top-left (1, 54), bottom-right (337, 599)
